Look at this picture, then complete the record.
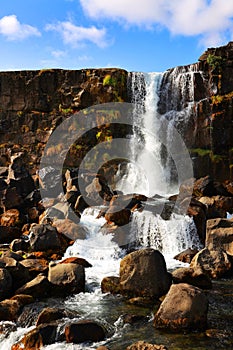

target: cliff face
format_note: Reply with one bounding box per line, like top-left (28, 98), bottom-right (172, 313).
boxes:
top-left (0, 68), bottom-right (128, 170)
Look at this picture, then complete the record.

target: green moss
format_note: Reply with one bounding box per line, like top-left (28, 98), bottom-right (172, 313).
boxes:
top-left (103, 74), bottom-right (117, 87)
top-left (207, 54), bottom-right (225, 70)
top-left (190, 148), bottom-right (211, 157)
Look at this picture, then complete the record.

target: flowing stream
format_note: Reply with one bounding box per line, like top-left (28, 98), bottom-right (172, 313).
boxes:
top-left (0, 67), bottom-right (209, 349)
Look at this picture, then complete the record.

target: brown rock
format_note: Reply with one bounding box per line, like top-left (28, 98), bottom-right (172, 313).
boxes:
top-left (101, 276), bottom-right (120, 294)
top-left (15, 274), bottom-right (51, 298)
top-left (105, 206), bottom-right (131, 226)
top-left (174, 248), bottom-right (199, 263)
top-left (119, 248), bottom-right (172, 299)
top-left (0, 299), bottom-right (21, 321)
top-left (126, 341), bottom-right (168, 350)
top-left (190, 247), bottom-right (232, 278)
top-left (0, 268), bottom-right (13, 300)
top-left (1, 209), bottom-right (22, 227)
top-left (206, 218), bottom-right (233, 255)
top-left (53, 218), bottom-right (88, 241)
top-left (36, 307), bottom-right (76, 326)
top-left (65, 320), bottom-right (106, 344)
top-left (29, 224), bottom-right (61, 252)
top-left (20, 259), bottom-right (49, 278)
top-left (59, 257), bottom-right (92, 268)
top-left (0, 225), bottom-right (21, 244)
top-left (0, 257), bottom-right (31, 290)
top-left (154, 283), bottom-right (208, 331)
top-left (48, 262), bottom-right (85, 296)
top-left (172, 267), bottom-right (212, 289)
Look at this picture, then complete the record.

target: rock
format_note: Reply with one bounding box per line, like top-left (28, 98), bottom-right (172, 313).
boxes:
top-left (15, 274), bottom-right (51, 298)
top-left (2, 187), bottom-right (23, 210)
top-left (59, 257), bottom-right (92, 268)
top-left (1, 250), bottom-right (23, 261)
top-left (206, 218), bottom-right (233, 255)
top-left (65, 320), bottom-right (106, 344)
top-left (11, 323), bottom-right (58, 350)
top-left (0, 209), bottom-right (24, 227)
top-left (186, 198), bottom-right (207, 242)
top-left (0, 268), bottom-right (13, 300)
top-left (192, 176), bottom-right (220, 197)
top-left (101, 276), bottom-right (121, 294)
top-left (154, 283), bottom-right (208, 331)
top-left (126, 341), bottom-right (168, 350)
top-left (0, 299), bottom-right (21, 321)
top-left (119, 248), bottom-right (172, 299)
top-left (20, 259), bottom-right (48, 279)
top-left (74, 195), bottom-right (89, 214)
top-left (27, 207), bottom-right (39, 223)
top-left (48, 262), bottom-right (85, 296)
top-left (10, 294), bottom-right (34, 306)
top-left (96, 347), bottom-right (110, 350)
top-left (53, 218), bottom-right (88, 240)
top-left (29, 224), bottom-right (61, 252)
top-left (0, 226), bottom-right (21, 244)
top-left (174, 248), bottom-right (199, 263)
top-left (105, 206), bottom-right (131, 226)
top-left (198, 196), bottom-right (233, 218)
top-left (122, 314), bottom-right (147, 324)
top-left (36, 307), bottom-right (77, 326)
top-left (0, 257), bottom-right (31, 290)
top-left (10, 238), bottom-right (30, 252)
top-left (172, 267), bottom-right (212, 289)
top-left (190, 247), bottom-right (232, 278)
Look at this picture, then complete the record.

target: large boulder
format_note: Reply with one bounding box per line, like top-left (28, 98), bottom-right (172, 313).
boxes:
top-left (29, 224), bottom-right (61, 252)
top-left (101, 276), bottom-right (121, 294)
top-left (65, 320), bottom-right (106, 344)
top-left (119, 248), bottom-right (172, 299)
top-left (15, 274), bottom-right (51, 298)
top-left (154, 283), bottom-right (208, 331)
top-left (172, 267), bottom-right (212, 289)
top-left (0, 257), bottom-right (31, 291)
top-left (190, 247), bottom-right (232, 278)
top-left (36, 307), bottom-right (78, 326)
top-left (53, 218), bottom-right (88, 241)
top-left (48, 262), bottom-right (85, 296)
top-left (0, 268), bottom-right (13, 300)
top-left (20, 259), bottom-right (49, 279)
top-left (206, 218), bottom-right (233, 255)
top-left (0, 299), bottom-right (21, 321)
top-left (0, 226), bottom-right (21, 244)
top-left (0, 209), bottom-right (24, 227)
top-left (105, 206), bottom-right (131, 226)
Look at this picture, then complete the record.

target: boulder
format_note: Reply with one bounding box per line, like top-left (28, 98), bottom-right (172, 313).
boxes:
top-left (0, 268), bottom-right (13, 300)
top-left (48, 262), bottom-right (85, 296)
top-left (0, 299), bottom-right (21, 321)
top-left (105, 206), bottom-right (131, 226)
top-left (190, 247), bottom-right (232, 278)
top-left (10, 238), bottom-right (30, 252)
top-left (29, 224), bottom-right (61, 251)
top-left (15, 274), bottom-right (51, 298)
top-left (126, 341), bottom-right (168, 350)
top-left (53, 218), bottom-right (88, 241)
top-left (65, 320), bottom-right (106, 344)
top-left (74, 195), bottom-right (89, 214)
top-left (206, 218), bottom-right (233, 255)
top-left (0, 209), bottom-right (24, 227)
top-left (11, 323), bottom-right (58, 350)
top-left (1, 187), bottom-right (23, 210)
top-left (36, 307), bottom-right (78, 326)
top-left (0, 257), bottom-right (31, 290)
top-left (101, 276), bottom-right (121, 294)
top-left (20, 259), bottom-right (48, 279)
top-left (174, 248), bottom-right (199, 263)
top-left (59, 257), bottom-right (92, 268)
top-left (198, 196), bottom-right (233, 218)
top-left (119, 249), bottom-right (172, 298)
top-left (172, 267), bottom-right (212, 289)
top-left (0, 226), bottom-right (21, 244)
top-left (154, 283), bottom-right (208, 331)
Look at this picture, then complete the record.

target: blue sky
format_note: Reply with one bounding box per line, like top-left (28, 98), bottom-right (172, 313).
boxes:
top-left (0, 0), bottom-right (233, 72)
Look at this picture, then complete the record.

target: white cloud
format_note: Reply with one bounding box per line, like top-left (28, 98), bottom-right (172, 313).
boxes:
top-left (0, 15), bottom-right (41, 40)
top-left (46, 21), bottom-right (108, 48)
top-left (80, 0), bottom-right (233, 46)
top-left (51, 50), bottom-right (66, 58)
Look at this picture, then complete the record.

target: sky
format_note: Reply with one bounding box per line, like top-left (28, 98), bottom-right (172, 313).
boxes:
top-left (0, 0), bottom-right (233, 72)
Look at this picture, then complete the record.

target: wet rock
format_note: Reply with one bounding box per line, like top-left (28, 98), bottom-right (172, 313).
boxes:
top-left (10, 238), bottom-right (30, 252)
top-left (74, 195), bottom-right (89, 214)
top-left (65, 320), bottom-right (106, 344)
top-left (198, 196), bottom-right (233, 218)
top-left (154, 283), bottom-right (208, 331)
top-left (206, 218), bottom-right (233, 255)
top-left (119, 248), bottom-right (172, 299)
top-left (36, 307), bottom-right (78, 326)
top-left (101, 276), bottom-right (121, 294)
top-left (29, 224), bottom-right (61, 252)
top-left (122, 314), bottom-right (147, 324)
top-left (172, 267), bottom-right (212, 289)
top-left (15, 274), bottom-right (51, 299)
top-left (59, 257), bottom-right (92, 268)
top-left (48, 262), bottom-right (85, 296)
top-left (2, 187), bottom-right (23, 210)
top-left (0, 226), bottom-right (21, 244)
top-left (186, 198), bottom-right (207, 243)
top-left (1, 250), bottom-right (23, 261)
top-left (190, 247), bottom-right (232, 278)
top-left (53, 218), bottom-right (88, 241)
top-left (10, 294), bottom-right (34, 307)
top-left (11, 323), bottom-right (58, 350)
top-left (174, 248), bottom-right (199, 263)
top-left (105, 206), bottom-right (131, 226)
top-left (126, 341), bottom-right (168, 350)
top-left (126, 297), bottom-right (157, 307)
top-left (0, 268), bottom-right (13, 300)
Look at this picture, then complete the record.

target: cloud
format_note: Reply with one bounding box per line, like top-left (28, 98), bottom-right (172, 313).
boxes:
top-left (80, 0), bottom-right (233, 46)
top-left (51, 50), bottom-right (67, 58)
top-left (46, 21), bottom-right (108, 48)
top-left (0, 15), bottom-right (41, 40)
